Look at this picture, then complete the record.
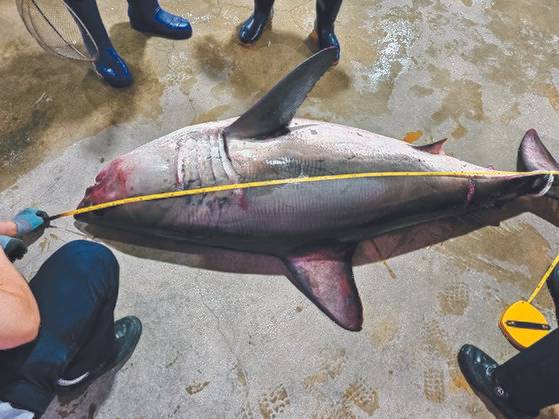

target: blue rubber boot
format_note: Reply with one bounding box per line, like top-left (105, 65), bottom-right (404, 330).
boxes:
top-left (64, 0), bottom-right (132, 88)
top-left (65, 0), bottom-right (132, 87)
top-left (127, 0), bottom-right (192, 39)
top-left (239, 0), bottom-right (274, 44)
top-left (314, 0), bottom-right (343, 62)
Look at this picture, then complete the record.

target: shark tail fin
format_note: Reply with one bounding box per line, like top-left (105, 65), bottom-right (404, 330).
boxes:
top-left (518, 129), bottom-right (559, 198)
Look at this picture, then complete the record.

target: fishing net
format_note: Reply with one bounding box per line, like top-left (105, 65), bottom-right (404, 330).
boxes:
top-left (16, 0), bottom-right (97, 61)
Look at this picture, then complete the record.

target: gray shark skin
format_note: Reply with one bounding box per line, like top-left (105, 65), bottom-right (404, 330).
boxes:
top-left (76, 49), bottom-right (559, 331)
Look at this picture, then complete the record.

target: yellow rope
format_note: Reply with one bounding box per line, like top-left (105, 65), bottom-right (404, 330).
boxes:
top-left (50, 169), bottom-right (558, 220)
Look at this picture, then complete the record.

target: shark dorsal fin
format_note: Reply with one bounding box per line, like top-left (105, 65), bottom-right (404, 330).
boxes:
top-left (223, 48), bottom-right (338, 140)
top-left (414, 138), bottom-right (447, 155)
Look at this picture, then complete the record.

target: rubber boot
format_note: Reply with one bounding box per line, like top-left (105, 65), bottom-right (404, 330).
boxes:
top-left (57, 316), bottom-right (142, 399)
top-left (314, 0), bottom-right (343, 62)
top-left (238, 0), bottom-right (274, 44)
top-left (127, 0), bottom-right (192, 39)
top-left (64, 0), bottom-right (132, 88)
top-left (547, 266), bottom-right (559, 324)
top-left (458, 345), bottom-right (535, 418)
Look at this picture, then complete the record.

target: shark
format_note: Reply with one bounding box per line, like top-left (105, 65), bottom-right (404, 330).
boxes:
top-left (76, 48), bottom-right (559, 331)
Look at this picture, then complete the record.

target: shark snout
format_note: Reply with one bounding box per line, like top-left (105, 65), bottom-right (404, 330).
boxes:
top-left (79, 158), bottom-right (131, 209)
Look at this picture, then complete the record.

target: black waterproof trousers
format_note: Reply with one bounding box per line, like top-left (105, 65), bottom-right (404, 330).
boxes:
top-left (494, 327), bottom-right (559, 415)
top-left (0, 240), bottom-right (119, 415)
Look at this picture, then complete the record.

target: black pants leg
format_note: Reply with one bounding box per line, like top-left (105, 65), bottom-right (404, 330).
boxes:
top-left (0, 240), bottom-right (119, 415)
top-left (494, 328), bottom-right (559, 414)
top-left (316, 0), bottom-right (343, 32)
top-left (64, 0), bottom-right (114, 54)
top-left (254, 0), bottom-right (275, 17)
top-left (547, 268), bottom-right (559, 324)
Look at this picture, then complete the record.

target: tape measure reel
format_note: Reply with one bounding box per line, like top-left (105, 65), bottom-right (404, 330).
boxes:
top-left (499, 301), bottom-right (551, 350)
top-left (499, 254), bottom-right (559, 349)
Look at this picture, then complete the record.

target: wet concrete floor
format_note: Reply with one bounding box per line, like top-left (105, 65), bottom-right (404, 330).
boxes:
top-left (1, 0), bottom-right (559, 417)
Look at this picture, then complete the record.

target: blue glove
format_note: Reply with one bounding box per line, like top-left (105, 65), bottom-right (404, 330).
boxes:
top-left (12, 208), bottom-right (49, 238)
top-left (0, 235), bottom-right (28, 262)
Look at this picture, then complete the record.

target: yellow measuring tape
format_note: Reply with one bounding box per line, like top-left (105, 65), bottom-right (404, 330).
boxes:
top-left (49, 169), bottom-right (559, 220)
top-left (528, 253), bottom-right (559, 304)
top-left (500, 253), bottom-right (559, 349)
top-left (48, 167), bottom-right (559, 347)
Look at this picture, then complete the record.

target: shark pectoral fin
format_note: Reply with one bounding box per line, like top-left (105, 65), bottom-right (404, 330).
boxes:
top-left (223, 48), bottom-right (338, 140)
top-left (414, 138), bottom-right (447, 155)
top-left (282, 244), bottom-right (363, 331)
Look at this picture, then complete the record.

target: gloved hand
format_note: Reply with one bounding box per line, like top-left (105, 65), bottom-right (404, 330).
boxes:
top-left (12, 208), bottom-right (49, 238)
top-left (0, 235), bottom-right (28, 262)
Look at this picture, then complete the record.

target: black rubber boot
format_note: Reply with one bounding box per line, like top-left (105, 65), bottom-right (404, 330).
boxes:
top-left (458, 345), bottom-right (534, 419)
top-left (128, 0), bottom-right (192, 39)
top-left (238, 0), bottom-right (274, 44)
top-left (314, 0), bottom-right (343, 62)
top-left (57, 316), bottom-right (142, 399)
top-left (547, 266), bottom-right (559, 324)
top-left (65, 0), bottom-right (133, 87)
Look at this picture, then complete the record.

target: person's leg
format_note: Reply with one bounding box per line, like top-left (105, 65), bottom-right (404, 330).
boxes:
top-left (127, 0), bottom-right (192, 39)
top-left (238, 0), bottom-right (275, 44)
top-left (459, 329), bottom-right (559, 418)
top-left (0, 241), bottom-right (120, 414)
top-left (64, 0), bottom-right (133, 87)
top-left (547, 266), bottom-right (559, 324)
top-left (314, 0), bottom-right (343, 61)
top-left (493, 328), bottom-right (559, 414)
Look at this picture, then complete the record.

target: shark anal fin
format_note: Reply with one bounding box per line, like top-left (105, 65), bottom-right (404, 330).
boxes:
top-left (223, 48), bottom-right (338, 140)
top-left (414, 138), bottom-right (447, 155)
top-left (282, 243), bottom-right (363, 331)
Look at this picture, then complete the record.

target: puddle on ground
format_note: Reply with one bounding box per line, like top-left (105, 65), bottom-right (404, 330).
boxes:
top-left (429, 66), bottom-right (484, 138)
top-left (464, 0), bottom-right (559, 100)
top-left (0, 20), bottom-right (165, 190)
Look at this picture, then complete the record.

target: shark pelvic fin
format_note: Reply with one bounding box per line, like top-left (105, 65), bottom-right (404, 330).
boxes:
top-left (282, 242), bottom-right (363, 331)
top-left (414, 138), bottom-right (447, 155)
top-left (223, 48), bottom-right (338, 140)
